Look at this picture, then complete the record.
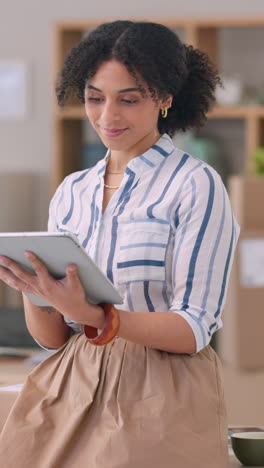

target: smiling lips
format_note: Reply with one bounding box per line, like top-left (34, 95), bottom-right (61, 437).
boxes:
top-left (101, 128), bottom-right (127, 137)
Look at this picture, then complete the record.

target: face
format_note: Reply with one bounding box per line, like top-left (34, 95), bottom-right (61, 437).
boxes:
top-left (84, 60), bottom-right (172, 158)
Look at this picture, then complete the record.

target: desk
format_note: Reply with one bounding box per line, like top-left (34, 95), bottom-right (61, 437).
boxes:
top-left (0, 349), bottom-right (42, 431)
top-left (229, 455), bottom-right (264, 467)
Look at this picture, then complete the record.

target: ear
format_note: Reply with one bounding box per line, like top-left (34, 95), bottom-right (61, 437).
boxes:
top-left (160, 95), bottom-right (173, 110)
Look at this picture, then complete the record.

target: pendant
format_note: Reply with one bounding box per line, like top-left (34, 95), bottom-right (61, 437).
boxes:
top-left (104, 183), bottom-right (120, 190)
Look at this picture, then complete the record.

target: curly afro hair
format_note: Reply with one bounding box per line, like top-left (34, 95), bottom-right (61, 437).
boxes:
top-left (56, 20), bottom-right (221, 137)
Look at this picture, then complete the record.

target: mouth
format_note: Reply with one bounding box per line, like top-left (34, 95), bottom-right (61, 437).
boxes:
top-left (101, 128), bottom-right (127, 138)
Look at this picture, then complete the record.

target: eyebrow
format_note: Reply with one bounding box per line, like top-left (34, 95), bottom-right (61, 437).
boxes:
top-left (86, 85), bottom-right (142, 93)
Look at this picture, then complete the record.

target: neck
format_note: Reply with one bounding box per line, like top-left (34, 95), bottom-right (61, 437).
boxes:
top-left (108, 131), bottom-right (161, 172)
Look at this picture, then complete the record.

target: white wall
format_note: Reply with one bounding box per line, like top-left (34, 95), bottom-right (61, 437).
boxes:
top-left (1, 0), bottom-right (264, 228)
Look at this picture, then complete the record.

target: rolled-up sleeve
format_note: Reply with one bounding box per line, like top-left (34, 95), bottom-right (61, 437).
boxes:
top-left (32, 179), bottom-right (70, 351)
top-left (169, 166), bottom-right (240, 353)
top-left (47, 181), bottom-right (65, 232)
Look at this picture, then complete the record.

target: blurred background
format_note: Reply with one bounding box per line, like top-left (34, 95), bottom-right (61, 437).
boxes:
top-left (1, 0), bottom-right (264, 430)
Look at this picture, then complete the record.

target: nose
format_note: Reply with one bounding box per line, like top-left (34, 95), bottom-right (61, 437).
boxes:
top-left (100, 100), bottom-right (121, 125)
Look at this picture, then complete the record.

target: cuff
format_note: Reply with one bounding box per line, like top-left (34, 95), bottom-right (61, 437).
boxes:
top-left (170, 309), bottom-right (208, 354)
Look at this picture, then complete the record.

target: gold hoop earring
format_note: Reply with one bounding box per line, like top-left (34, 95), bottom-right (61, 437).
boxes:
top-left (161, 108), bottom-right (168, 119)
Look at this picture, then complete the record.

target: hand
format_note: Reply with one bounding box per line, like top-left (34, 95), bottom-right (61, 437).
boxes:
top-left (0, 251), bottom-right (100, 324)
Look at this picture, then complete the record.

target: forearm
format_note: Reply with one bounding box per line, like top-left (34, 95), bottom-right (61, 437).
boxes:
top-left (23, 295), bottom-right (71, 349)
top-left (86, 306), bottom-right (196, 354)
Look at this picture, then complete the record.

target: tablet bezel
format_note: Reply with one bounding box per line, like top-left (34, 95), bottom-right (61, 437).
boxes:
top-left (0, 232), bottom-right (123, 307)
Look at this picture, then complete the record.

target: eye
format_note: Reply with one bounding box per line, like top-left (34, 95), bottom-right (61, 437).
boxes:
top-left (87, 97), bottom-right (103, 103)
top-left (121, 99), bottom-right (138, 104)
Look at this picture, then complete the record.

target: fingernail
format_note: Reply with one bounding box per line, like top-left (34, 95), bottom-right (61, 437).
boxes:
top-left (24, 251), bottom-right (33, 259)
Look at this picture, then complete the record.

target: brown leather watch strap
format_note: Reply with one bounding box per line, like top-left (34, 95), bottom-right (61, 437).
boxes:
top-left (84, 303), bottom-right (120, 345)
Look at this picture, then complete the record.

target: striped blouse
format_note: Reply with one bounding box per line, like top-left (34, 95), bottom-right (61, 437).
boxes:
top-left (48, 133), bottom-right (240, 353)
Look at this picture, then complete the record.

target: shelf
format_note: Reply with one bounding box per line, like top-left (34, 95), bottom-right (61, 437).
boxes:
top-left (55, 106), bottom-right (86, 119)
top-left (53, 18), bottom-right (264, 188)
top-left (56, 105), bottom-right (264, 121)
top-left (209, 105), bottom-right (264, 119)
top-left (55, 17), bottom-right (264, 31)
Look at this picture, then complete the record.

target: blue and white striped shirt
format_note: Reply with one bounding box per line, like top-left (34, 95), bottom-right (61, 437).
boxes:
top-left (48, 133), bottom-right (240, 353)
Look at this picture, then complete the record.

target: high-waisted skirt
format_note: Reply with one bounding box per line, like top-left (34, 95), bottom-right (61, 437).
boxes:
top-left (0, 333), bottom-right (228, 468)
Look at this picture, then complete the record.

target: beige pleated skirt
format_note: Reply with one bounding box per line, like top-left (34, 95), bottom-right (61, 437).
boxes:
top-left (0, 333), bottom-right (228, 468)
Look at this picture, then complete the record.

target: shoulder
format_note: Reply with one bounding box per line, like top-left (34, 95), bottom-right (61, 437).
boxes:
top-left (165, 148), bottom-right (236, 230)
top-left (169, 149), bottom-right (240, 235)
top-left (48, 165), bottom-right (98, 219)
top-left (52, 163), bottom-right (102, 200)
top-left (165, 146), bottom-right (224, 193)
top-left (60, 167), bottom-right (95, 190)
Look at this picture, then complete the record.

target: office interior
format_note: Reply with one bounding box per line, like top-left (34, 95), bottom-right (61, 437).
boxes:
top-left (1, 2), bottom-right (264, 466)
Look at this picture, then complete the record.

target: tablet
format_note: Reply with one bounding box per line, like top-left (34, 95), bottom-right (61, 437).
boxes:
top-left (0, 232), bottom-right (123, 307)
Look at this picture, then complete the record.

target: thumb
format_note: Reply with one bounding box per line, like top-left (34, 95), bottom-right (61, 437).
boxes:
top-left (66, 264), bottom-right (79, 286)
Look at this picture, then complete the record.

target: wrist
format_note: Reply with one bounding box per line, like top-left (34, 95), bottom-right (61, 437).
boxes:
top-left (84, 303), bottom-right (120, 346)
top-left (83, 303), bottom-right (105, 328)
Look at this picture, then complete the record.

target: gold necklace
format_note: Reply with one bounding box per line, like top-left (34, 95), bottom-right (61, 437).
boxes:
top-left (106, 170), bottom-right (124, 174)
top-left (104, 183), bottom-right (120, 190)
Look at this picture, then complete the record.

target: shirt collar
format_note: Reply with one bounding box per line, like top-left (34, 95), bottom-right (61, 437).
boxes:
top-left (97, 133), bottom-right (175, 178)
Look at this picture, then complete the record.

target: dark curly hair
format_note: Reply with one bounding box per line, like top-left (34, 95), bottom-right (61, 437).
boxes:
top-left (56, 20), bottom-right (221, 137)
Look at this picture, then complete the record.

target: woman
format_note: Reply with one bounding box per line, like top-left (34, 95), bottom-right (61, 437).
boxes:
top-left (0, 20), bottom-right (239, 467)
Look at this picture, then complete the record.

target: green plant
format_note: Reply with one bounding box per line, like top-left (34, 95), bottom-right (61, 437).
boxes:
top-left (254, 146), bottom-right (264, 175)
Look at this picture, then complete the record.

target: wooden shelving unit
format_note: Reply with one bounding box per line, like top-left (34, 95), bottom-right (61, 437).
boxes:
top-left (53, 17), bottom-right (264, 190)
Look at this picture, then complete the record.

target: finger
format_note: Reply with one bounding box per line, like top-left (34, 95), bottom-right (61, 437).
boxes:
top-left (0, 265), bottom-right (31, 292)
top-left (66, 264), bottom-right (82, 288)
top-left (0, 255), bottom-right (35, 284)
top-left (24, 251), bottom-right (50, 279)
